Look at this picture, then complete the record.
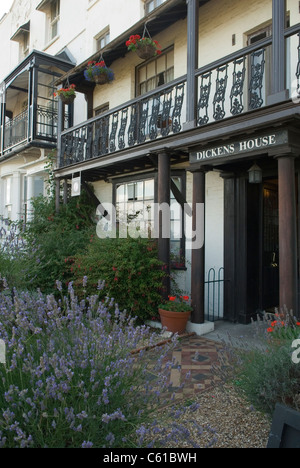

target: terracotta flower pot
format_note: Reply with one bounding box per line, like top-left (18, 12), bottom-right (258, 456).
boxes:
top-left (158, 308), bottom-right (191, 334)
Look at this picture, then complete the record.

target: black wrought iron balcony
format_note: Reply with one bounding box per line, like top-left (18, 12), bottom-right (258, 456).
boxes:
top-left (0, 50), bottom-right (75, 158)
top-left (58, 25), bottom-right (300, 169)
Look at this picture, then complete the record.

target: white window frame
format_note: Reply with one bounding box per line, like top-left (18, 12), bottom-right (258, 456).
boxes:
top-left (49, 0), bottom-right (60, 41)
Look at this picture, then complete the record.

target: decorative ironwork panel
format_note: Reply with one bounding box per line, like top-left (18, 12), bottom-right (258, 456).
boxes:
top-left (92, 120), bottom-right (102, 158)
top-left (85, 123), bottom-right (93, 160)
top-left (172, 82), bottom-right (185, 133)
top-left (128, 103), bottom-right (137, 147)
top-left (149, 95), bottom-right (160, 141)
top-left (100, 115), bottom-right (109, 155)
top-left (138, 100), bottom-right (148, 144)
top-left (249, 49), bottom-right (265, 110)
top-left (230, 57), bottom-right (246, 115)
top-left (118, 108), bottom-right (128, 150)
top-left (65, 134), bottom-right (74, 166)
top-left (160, 90), bottom-right (172, 137)
top-left (109, 112), bottom-right (119, 153)
top-left (197, 72), bottom-right (212, 126)
top-left (213, 64), bottom-right (228, 121)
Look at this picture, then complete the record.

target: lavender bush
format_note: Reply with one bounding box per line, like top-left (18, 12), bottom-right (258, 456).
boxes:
top-left (0, 277), bottom-right (215, 448)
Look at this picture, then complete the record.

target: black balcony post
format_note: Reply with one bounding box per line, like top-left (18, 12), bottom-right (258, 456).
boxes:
top-left (277, 154), bottom-right (298, 316)
top-left (157, 150), bottom-right (171, 300)
top-left (32, 65), bottom-right (38, 141)
top-left (268, 0), bottom-right (289, 104)
top-left (184, 0), bottom-right (199, 130)
top-left (57, 94), bottom-right (64, 170)
top-left (191, 169), bottom-right (205, 324)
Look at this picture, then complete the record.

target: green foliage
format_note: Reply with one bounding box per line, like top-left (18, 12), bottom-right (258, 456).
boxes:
top-left (68, 236), bottom-right (167, 322)
top-left (232, 338), bottom-right (300, 416)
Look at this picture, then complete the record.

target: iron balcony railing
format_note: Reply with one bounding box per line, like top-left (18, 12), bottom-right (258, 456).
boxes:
top-left (2, 105), bottom-right (69, 155)
top-left (56, 26), bottom-right (299, 168)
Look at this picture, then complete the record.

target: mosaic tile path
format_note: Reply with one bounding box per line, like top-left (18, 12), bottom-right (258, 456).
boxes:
top-left (165, 334), bottom-right (224, 399)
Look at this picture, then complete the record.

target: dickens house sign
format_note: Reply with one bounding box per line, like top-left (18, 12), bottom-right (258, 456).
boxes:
top-left (189, 130), bottom-right (289, 164)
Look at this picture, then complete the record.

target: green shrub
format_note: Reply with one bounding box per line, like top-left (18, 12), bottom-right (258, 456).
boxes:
top-left (231, 337), bottom-right (300, 416)
top-left (68, 236), bottom-right (167, 322)
top-left (19, 193), bottom-right (96, 293)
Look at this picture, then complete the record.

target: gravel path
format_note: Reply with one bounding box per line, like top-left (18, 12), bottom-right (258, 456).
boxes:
top-left (188, 383), bottom-right (271, 448)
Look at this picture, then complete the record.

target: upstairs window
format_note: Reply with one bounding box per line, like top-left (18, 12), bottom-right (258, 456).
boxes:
top-left (36, 0), bottom-right (60, 43)
top-left (50, 0), bottom-right (60, 40)
top-left (95, 28), bottom-right (110, 51)
top-left (137, 47), bottom-right (174, 95)
top-left (145, 0), bottom-right (166, 14)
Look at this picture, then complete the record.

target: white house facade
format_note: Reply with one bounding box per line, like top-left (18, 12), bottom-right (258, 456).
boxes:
top-left (1, 0), bottom-right (300, 327)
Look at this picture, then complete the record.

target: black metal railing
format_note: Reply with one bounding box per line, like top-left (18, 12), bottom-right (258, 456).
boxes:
top-left (2, 105), bottom-right (69, 155)
top-left (4, 109), bottom-right (28, 151)
top-left (56, 26), bottom-right (300, 168)
top-left (59, 78), bottom-right (186, 168)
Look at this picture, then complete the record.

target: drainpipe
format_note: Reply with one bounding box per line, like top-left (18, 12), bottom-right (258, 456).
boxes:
top-left (183, 0), bottom-right (199, 130)
top-left (0, 82), bottom-right (6, 155)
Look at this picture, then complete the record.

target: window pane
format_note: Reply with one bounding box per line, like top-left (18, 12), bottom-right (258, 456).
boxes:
top-left (137, 48), bottom-right (174, 96)
top-left (144, 179), bottom-right (154, 199)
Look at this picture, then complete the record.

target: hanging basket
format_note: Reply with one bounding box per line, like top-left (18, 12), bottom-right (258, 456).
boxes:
top-left (59, 94), bottom-right (76, 105)
top-left (94, 74), bottom-right (110, 85)
top-left (135, 43), bottom-right (157, 60)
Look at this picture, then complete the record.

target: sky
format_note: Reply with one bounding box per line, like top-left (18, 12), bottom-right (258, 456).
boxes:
top-left (0, 0), bottom-right (14, 19)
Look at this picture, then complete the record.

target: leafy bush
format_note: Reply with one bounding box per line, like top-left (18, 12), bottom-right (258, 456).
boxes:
top-left (232, 340), bottom-right (300, 416)
top-left (219, 311), bottom-right (300, 417)
top-left (0, 279), bottom-right (214, 448)
top-left (4, 192), bottom-right (96, 293)
top-left (68, 236), bottom-right (168, 322)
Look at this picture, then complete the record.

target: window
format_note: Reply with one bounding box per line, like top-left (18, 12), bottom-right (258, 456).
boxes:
top-left (145, 0), bottom-right (166, 14)
top-left (114, 174), bottom-right (185, 267)
top-left (10, 21), bottom-right (30, 61)
top-left (95, 28), bottom-right (110, 51)
top-left (137, 47), bottom-right (174, 95)
top-left (50, 0), bottom-right (60, 40)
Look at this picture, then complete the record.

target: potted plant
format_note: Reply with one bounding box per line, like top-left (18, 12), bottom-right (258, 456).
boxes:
top-left (158, 295), bottom-right (193, 334)
top-left (126, 34), bottom-right (162, 60)
top-left (54, 84), bottom-right (76, 104)
top-left (84, 60), bottom-right (114, 85)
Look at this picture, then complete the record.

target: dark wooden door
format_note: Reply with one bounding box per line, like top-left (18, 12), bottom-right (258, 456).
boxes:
top-left (262, 181), bottom-right (279, 310)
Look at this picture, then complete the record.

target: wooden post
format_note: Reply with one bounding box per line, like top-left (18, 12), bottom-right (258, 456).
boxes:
top-left (268, 0), bottom-right (289, 104)
top-left (157, 150), bottom-right (170, 299)
top-left (278, 155), bottom-right (298, 316)
top-left (184, 0), bottom-right (199, 129)
top-left (191, 169), bottom-right (205, 324)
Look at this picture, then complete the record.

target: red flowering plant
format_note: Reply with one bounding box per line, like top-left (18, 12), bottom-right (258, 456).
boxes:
top-left (126, 34), bottom-right (162, 58)
top-left (84, 60), bottom-right (114, 84)
top-left (266, 309), bottom-right (300, 342)
top-left (54, 84), bottom-right (76, 100)
top-left (159, 295), bottom-right (193, 313)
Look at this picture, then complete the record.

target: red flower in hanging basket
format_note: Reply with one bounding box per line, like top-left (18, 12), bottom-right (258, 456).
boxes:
top-left (126, 33), bottom-right (162, 59)
top-left (54, 84), bottom-right (76, 104)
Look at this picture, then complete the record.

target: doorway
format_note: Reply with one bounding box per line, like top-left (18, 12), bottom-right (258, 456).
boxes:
top-left (261, 180), bottom-right (279, 311)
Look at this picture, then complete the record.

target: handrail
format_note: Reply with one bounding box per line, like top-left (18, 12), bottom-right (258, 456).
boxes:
top-left (60, 76), bottom-right (187, 136)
